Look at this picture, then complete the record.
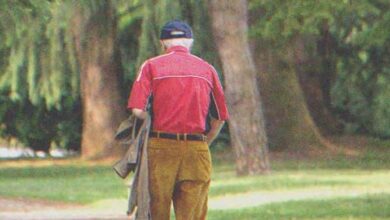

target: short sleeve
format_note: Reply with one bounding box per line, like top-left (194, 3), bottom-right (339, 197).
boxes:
top-left (127, 61), bottom-right (152, 110)
top-left (209, 65), bottom-right (229, 120)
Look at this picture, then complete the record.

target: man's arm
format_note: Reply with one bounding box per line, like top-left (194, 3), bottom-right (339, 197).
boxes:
top-left (206, 118), bottom-right (225, 145)
top-left (132, 108), bottom-right (147, 119)
top-left (127, 61), bottom-right (152, 113)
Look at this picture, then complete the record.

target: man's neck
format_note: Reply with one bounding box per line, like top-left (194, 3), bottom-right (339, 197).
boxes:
top-left (166, 46), bottom-right (190, 53)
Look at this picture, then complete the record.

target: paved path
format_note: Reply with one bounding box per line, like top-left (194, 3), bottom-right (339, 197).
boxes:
top-left (1, 187), bottom-right (388, 219)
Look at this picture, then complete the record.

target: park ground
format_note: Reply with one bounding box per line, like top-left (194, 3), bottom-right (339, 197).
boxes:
top-left (0, 135), bottom-right (389, 220)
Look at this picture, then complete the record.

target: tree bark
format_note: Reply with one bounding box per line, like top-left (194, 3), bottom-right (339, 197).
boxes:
top-left (295, 33), bottom-right (343, 135)
top-left (254, 36), bottom-right (331, 153)
top-left (209, 0), bottom-right (270, 175)
top-left (71, 2), bottom-right (126, 159)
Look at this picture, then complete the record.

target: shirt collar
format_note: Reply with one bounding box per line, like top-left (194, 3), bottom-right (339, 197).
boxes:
top-left (167, 46), bottom-right (189, 53)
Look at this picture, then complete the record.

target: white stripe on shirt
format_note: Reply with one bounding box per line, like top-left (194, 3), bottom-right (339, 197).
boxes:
top-left (153, 75), bottom-right (213, 86)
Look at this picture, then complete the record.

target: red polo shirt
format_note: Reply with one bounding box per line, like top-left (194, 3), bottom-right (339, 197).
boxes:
top-left (128, 46), bottom-right (229, 133)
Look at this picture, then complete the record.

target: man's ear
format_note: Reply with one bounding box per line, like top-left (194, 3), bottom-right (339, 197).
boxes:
top-left (160, 40), bottom-right (166, 51)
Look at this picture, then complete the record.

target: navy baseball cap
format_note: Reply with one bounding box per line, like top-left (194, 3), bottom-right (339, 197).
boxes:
top-left (160, 20), bottom-right (193, 40)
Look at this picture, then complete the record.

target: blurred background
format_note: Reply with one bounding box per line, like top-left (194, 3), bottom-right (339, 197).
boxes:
top-left (0, 0), bottom-right (389, 160)
top-left (0, 0), bottom-right (389, 219)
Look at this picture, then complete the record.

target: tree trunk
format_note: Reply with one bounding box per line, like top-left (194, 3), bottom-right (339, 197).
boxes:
top-left (209, 0), bottom-right (270, 175)
top-left (254, 37), bottom-right (330, 153)
top-left (295, 33), bottom-right (343, 135)
top-left (71, 2), bottom-right (126, 159)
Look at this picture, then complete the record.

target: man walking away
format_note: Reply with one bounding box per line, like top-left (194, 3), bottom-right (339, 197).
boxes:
top-left (128, 20), bottom-right (229, 220)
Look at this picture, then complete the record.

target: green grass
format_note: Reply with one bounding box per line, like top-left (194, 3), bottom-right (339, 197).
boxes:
top-left (208, 194), bottom-right (390, 220)
top-left (209, 147), bottom-right (390, 197)
top-left (0, 144), bottom-right (389, 219)
top-left (210, 169), bottom-right (389, 197)
top-left (0, 165), bottom-right (128, 203)
top-left (0, 157), bottom-right (389, 203)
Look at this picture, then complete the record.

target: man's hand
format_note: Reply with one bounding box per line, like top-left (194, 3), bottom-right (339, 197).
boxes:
top-left (132, 108), bottom-right (147, 119)
top-left (206, 118), bottom-right (225, 145)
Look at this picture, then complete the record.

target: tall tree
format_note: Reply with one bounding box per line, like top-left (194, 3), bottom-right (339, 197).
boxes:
top-left (70, 0), bottom-right (126, 159)
top-left (250, 0), bottom-right (340, 152)
top-left (253, 38), bottom-right (330, 152)
top-left (209, 0), bottom-right (270, 175)
top-left (0, 0), bottom-right (82, 152)
top-left (250, 0), bottom-right (390, 149)
top-left (0, 0), bottom-right (127, 158)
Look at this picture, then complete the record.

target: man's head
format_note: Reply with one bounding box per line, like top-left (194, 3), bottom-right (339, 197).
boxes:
top-left (160, 20), bottom-right (193, 50)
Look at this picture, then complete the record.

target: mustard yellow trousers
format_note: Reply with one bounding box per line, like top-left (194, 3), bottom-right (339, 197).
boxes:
top-left (147, 137), bottom-right (211, 220)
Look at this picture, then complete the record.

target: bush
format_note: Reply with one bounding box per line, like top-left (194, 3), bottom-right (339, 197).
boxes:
top-left (0, 96), bottom-right (81, 152)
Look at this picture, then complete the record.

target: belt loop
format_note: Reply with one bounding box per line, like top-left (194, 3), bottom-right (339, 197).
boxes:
top-left (176, 133), bottom-right (180, 141)
top-left (157, 131), bottom-right (160, 139)
top-left (184, 133), bottom-right (187, 142)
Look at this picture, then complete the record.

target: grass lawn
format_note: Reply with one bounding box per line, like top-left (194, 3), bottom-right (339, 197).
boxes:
top-left (1, 162), bottom-right (389, 204)
top-left (0, 165), bottom-right (128, 203)
top-left (0, 136), bottom-right (389, 219)
top-left (208, 193), bottom-right (390, 220)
